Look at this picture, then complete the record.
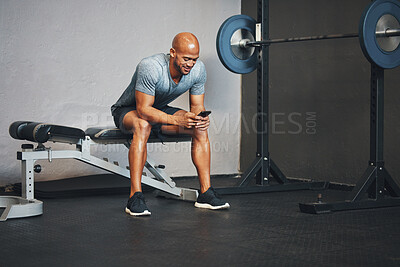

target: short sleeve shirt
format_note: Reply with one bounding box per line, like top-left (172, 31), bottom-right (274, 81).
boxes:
top-left (111, 53), bottom-right (206, 115)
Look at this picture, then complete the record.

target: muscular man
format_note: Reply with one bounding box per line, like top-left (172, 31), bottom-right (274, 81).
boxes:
top-left (111, 32), bottom-right (230, 216)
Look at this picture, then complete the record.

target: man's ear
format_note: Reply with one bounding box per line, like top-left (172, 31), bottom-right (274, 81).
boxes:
top-left (170, 48), bottom-right (176, 58)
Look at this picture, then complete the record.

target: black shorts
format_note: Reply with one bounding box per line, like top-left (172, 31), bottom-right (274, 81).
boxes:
top-left (112, 105), bottom-right (182, 134)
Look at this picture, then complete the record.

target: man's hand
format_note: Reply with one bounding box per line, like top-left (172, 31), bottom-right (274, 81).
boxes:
top-left (173, 112), bottom-right (197, 128)
top-left (173, 112), bottom-right (210, 130)
top-left (193, 114), bottom-right (210, 131)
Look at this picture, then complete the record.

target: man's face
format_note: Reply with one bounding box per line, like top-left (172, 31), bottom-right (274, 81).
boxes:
top-left (172, 48), bottom-right (199, 75)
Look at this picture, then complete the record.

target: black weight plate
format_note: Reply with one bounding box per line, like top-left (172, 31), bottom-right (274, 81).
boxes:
top-left (359, 0), bottom-right (400, 69)
top-left (216, 15), bottom-right (258, 74)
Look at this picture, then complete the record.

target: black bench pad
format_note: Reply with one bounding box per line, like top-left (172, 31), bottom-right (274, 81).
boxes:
top-left (9, 121), bottom-right (191, 144)
top-left (85, 127), bottom-right (192, 143)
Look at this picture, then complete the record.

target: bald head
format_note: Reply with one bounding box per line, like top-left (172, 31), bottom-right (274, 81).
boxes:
top-left (172, 32), bottom-right (200, 54)
top-left (169, 32), bottom-right (200, 78)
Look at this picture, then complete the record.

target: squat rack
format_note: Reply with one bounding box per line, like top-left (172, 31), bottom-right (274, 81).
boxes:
top-left (216, 0), bottom-right (400, 213)
top-left (299, 63), bottom-right (400, 213)
top-left (216, 0), bottom-right (326, 195)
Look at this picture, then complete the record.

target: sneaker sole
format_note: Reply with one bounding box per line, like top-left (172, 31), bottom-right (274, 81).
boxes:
top-left (125, 208), bottom-right (151, 216)
top-left (194, 202), bottom-right (230, 210)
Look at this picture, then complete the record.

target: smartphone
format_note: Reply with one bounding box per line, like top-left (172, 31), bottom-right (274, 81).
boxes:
top-left (198, 111), bottom-right (211, 117)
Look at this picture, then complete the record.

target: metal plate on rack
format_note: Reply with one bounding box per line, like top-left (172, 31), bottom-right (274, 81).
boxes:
top-left (375, 14), bottom-right (400, 52)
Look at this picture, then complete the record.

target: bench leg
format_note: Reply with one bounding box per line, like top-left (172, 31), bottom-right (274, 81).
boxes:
top-left (0, 196), bottom-right (43, 221)
top-left (154, 188), bottom-right (198, 202)
top-left (145, 157), bottom-right (176, 187)
top-left (1, 151), bottom-right (43, 221)
top-left (144, 156), bottom-right (198, 201)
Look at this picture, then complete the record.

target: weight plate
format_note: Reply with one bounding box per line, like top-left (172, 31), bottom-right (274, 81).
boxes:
top-left (359, 0), bottom-right (400, 69)
top-left (216, 15), bottom-right (258, 74)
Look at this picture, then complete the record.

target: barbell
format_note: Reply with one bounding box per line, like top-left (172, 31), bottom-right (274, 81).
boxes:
top-left (216, 0), bottom-right (400, 73)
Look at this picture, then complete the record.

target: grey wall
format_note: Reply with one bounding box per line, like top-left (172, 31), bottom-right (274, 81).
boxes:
top-left (0, 0), bottom-right (241, 186)
top-left (241, 0), bottom-right (400, 184)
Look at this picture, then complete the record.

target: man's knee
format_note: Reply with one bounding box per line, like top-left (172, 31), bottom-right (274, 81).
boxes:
top-left (192, 128), bottom-right (209, 142)
top-left (134, 119), bottom-right (152, 137)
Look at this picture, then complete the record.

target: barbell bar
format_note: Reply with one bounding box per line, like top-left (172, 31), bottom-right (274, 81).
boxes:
top-left (241, 29), bottom-right (400, 47)
top-left (217, 0), bottom-right (400, 73)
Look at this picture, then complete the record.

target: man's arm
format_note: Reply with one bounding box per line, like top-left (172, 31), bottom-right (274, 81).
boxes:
top-left (135, 91), bottom-right (198, 128)
top-left (190, 94), bottom-right (209, 130)
top-left (190, 93), bottom-right (205, 115)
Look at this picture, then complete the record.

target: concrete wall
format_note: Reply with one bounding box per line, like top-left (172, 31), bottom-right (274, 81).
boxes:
top-left (241, 0), bottom-right (400, 184)
top-left (0, 0), bottom-right (241, 186)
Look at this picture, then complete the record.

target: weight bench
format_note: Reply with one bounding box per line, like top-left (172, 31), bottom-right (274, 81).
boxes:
top-left (1, 121), bottom-right (198, 221)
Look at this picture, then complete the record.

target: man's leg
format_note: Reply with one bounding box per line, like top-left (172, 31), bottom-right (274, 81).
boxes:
top-left (122, 110), bottom-right (152, 197)
top-left (191, 127), bottom-right (211, 194)
top-left (161, 110), bottom-right (229, 209)
top-left (121, 110), bottom-right (153, 216)
top-left (161, 110), bottom-right (211, 193)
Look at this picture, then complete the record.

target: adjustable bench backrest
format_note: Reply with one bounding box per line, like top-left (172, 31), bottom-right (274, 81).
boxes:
top-left (9, 121), bottom-right (85, 144)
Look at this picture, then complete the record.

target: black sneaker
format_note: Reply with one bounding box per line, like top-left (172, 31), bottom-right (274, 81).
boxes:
top-left (194, 187), bottom-right (230, 210)
top-left (125, 192), bottom-right (151, 216)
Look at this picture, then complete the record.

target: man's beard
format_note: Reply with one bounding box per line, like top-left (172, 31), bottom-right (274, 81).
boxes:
top-left (174, 60), bottom-right (188, 76)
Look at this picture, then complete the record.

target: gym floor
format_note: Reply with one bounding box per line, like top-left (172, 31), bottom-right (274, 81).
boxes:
top-left (1, 176), bottom-right (400, 267)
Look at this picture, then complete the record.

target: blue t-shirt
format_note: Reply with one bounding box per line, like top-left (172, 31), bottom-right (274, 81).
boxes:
top-left (111, 53), bottom-right (206, 115)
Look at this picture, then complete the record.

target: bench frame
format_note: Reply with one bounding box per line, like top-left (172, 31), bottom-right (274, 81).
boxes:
top-left (1, 135), bottom-right (198, 221)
